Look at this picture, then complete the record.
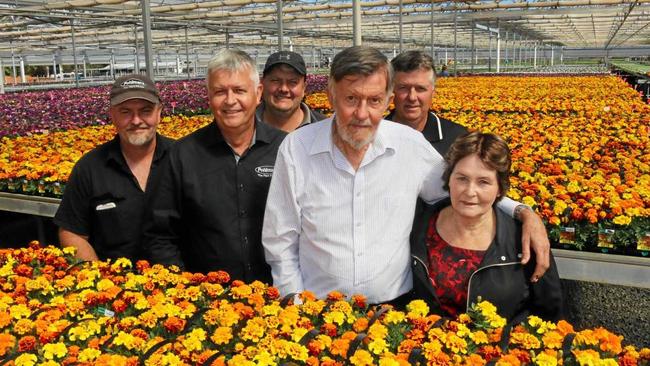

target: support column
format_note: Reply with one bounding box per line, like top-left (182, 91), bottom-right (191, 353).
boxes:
top-left (11, 45), bottom-right (17, 86)
top-left (185, 27), bottom-right (191, 80)
top-left (551, 46), bottom-right (555, 66)
top-left (453, 8), bottom-right (457, 75)
top-left (352, 0), bottom-right (362, 46)
top-left (52, 54), bottom-right (57, 80)
top-left (141, 0), bottom-right (154, 80)
top-left (430, 0), bottom-right (435, 61)
top-left (470, 22), bottom-right (475, 72)
top-left (70, 19), bottom-right (79, 86)
top-left (19, 57), bottom-right (26, 83)
top-left (176, 53), bottom-right (181, 76)
top-left (496, 21), bottom-right (501, 73)
top-left (110, 49), bottom-right (115, 79)
top-left (488, 25), bottom-right (492, 72)
top-left (0, 59), bottom-right (5, 94)
top-left (398, 0), bottom-right (403, 53)
top-left (533, 43), bottom-right (538, 69)
top-left (277, 0), bottom-right (284, 51)
top-left (504, 31), bottom-right (508, 71)
top-left (134, 25), bottom-right (140, 74)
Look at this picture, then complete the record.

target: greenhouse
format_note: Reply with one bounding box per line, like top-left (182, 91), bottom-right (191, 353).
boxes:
top-left (0, 0), bottom-right (649, 364)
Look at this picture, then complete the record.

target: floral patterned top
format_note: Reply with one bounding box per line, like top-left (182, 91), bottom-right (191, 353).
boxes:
top-left (426, 212), bottom-right (487, 317)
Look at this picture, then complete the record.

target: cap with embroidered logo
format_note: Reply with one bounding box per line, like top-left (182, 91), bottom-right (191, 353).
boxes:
top-left (110, 74), bottom-right (161, 106)
top-left (263, 51), bottom-right (307, 76)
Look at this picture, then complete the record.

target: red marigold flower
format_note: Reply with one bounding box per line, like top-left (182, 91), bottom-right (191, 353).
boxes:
top-left (112, 299), bottom-right (127, 313)
top-left (15, 264), bottom-right (33, 277)
top-left (351, 295), bottom-right (367, 309)
top-left (265, 286), bottom-right (280, 300)
top-left (135, 260), bottom-right (150, 273)
top-left (207, 271), bottom-right (230, 284)
top-left (163, 316), bottom-right (186, 333)
top-left (18, 335), bottom-right (36, 352)
top-left (327, 291), bottom-right (345, 301)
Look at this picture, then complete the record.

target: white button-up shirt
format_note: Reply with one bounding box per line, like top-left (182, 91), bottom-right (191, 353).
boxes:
top-left (262, 117), bottom-right (517, 304)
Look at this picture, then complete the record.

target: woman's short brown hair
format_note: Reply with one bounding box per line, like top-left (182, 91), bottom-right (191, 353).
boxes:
top-left (442, 131), bottom-right (512, 199)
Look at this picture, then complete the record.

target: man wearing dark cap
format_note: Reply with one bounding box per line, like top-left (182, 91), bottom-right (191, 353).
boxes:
top-left (257, 50), bottom-right (326, 132)
top-left (54, 74), bottom-right (174, 261)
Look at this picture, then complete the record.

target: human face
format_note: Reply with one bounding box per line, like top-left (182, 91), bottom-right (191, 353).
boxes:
top-left (327, 70), bottom-right (389, 150)
top-left (208, 67), bottom-right (262, 131)
top-left (109, 99), bottom-right (161, 147)
top-left (448, 154), bottom-right (501, 220)
top-left (392, 68), bottom-right (435, 131)
top-left (262, 64), bottom-right (306, 115)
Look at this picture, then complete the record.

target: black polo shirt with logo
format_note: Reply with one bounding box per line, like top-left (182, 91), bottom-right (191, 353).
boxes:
top-left (386, 110), bottom-right (468, 156)
top-left (54, 134), bottom-right (174, 261)
top-left (144, 119), bottom-right (287, 283)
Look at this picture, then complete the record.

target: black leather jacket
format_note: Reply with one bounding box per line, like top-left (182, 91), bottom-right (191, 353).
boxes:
top-left (411, 198), bottom-right (565, 324)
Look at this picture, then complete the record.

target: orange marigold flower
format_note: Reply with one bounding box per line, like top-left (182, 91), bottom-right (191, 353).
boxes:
top-left (327, 291), bottom-right (346, 301)
top-left (163, 316), bottom-right (186, 333)
top-left (18, 335), bottom-right (36, 352)
top-left (352, 318), bottom-right (369, 333)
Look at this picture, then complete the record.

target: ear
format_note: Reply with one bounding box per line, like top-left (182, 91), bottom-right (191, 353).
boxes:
top-left (256, 82), bottom-right (263, 104)
top-left (326, 83), bottom-right (335, 106)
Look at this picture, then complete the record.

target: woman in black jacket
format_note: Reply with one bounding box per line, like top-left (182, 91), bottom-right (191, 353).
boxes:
top-left (411, 132), bottom-right (564, 324)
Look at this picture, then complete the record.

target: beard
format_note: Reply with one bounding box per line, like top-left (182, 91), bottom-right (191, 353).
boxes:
top-left (123, 128), bottom-right (155, 146)
top-left (335, 117), bottom-right (376, 151)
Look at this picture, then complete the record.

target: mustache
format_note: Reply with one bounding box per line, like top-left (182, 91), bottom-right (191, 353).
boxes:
top-left (349, 118), bottom-right (373, 127)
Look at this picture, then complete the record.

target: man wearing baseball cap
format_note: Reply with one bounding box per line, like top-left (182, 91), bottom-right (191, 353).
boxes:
top-left (54, 74), bottom-right (174, 261)
top-left (257, 50), bottom-right (326, 132)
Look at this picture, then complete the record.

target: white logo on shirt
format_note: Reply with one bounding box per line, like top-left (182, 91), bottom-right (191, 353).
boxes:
top-left (96, 202), bottom-right (117, 211)
top-left (255, 165), bottom-right (274, 178)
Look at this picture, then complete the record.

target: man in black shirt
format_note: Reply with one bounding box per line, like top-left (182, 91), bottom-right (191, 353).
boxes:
top-left (256, 50), bottom-right (326, 132)
top-left (54, 74), bottom-right (174, 261)
top-left (144, 49), bottom-right (286, 283)
top-left (387, 50), bottom-right (467, 156)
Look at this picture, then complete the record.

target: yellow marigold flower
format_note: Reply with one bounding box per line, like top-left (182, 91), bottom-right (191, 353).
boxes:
top-left (368, 338), bottom-right (388, 355)
top-left (10, 304), bottom-right (31, 319)
top-left (574, 349), bottom-right (601, 366)
top-left (290, 327), bottom-right (308, 343)
top-left (14, 318), bottom-right (34, 335)
top-left (227, 355), bottom-right (255, 366)
top-left (253, 351), bottom-right (276, 366)
top-left (15, 353), bottom-right (38, 366)
top-left (350, 349), bottom-right (375, 366)
top-left (211, 326), bottom-right (233, 345)
top-left (567, 180), bottom-right (581, 193)
top-left (241, 317), bottom-right (266, 342)
top-left (384, 310), bottom-right (406, 324)
top-left (445, 333), bottom-right (468, 354)
top-left (43, 342), bottom-right (67, 360)
top-left (406, 299), bottom-right (429, 318)
top-left (285, 341), bottom-right (309, 362)
top-left (378, 356), bottom-right (401, 366)
top-left (542, 331), bottom-right (564, 349)
top-left (553, 200), bottom-right (568, 216)
top-left (368, 323), bottom-right (388, 340)
top-left (96, 278), bottom-right (115, 292)
top-left (470, 330), bottom-right (489, 345)
top-left (510, 332), bottom-right (541, 349)
top-left (182, 328), bottom-right (206, 352)
top-left (522, 196), bottom-right (537, 207)
top-left (422, 339), bottom-right (443, 360)
top-left (262, 304), bottom-right (282, 317)
top-left (323, 310), bottom-right (346, 325)
top-left (78, 348), bottom-right (102, 362)
top-left (612, 215), bottom-right (632, 226)
top-left (534, 351), bottom-right (558, 366)
top-left (231, 284), bottom-right (253, 299)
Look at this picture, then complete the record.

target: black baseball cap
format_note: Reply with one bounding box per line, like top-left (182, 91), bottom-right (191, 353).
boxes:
top-left (263, 51), bottom-right (307, 76)
top-left (110, 74), bottom-right (160, 106)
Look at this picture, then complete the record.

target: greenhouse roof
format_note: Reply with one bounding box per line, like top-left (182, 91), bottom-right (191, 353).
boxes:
top-left (0, 0), bottom-right (649, 57)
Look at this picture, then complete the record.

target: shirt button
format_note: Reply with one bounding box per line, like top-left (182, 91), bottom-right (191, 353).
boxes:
top-left (356, 222), bottom-right (361, 227)
top-left (501, 256), bottom-right (507, 261)
top-left (355, 191), bottom-right (360, 197)
top-left (246, 263), bottom-right (253, 271)
top-left (243, 236), bottom-right (249, 244)
top-left (239, 210), bottom-right (247, 217)
top-left (357, 252), bottom-right (362, 257)
top-left (239, 183), bottom-right (245, 190)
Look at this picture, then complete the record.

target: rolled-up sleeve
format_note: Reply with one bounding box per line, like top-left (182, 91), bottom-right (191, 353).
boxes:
top-left (262, 138), bottom-right (304, 296)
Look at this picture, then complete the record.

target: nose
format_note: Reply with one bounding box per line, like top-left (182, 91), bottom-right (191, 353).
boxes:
top-left (407, 87), bottom-right (418, 101)
top-left (278, 81), bottom-right (290, 92)
top-left (224, 89), bottom-right (236, 104)
top-left (353, 99), bottom-right (370, 121)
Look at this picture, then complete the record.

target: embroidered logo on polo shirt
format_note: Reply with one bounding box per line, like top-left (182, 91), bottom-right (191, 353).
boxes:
top-left (96, 202), bottom-right (117, 211)
top-left (255, 165), bottom-right (274, 178)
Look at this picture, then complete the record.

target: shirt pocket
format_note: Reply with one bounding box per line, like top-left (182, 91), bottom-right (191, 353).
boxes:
top-left (91, 195), bottom-right (127, 248)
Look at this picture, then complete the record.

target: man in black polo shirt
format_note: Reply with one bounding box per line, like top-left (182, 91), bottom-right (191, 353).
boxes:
top-left (387, 50), bottom-right (467, 156)
top-left (54, 74), bottom-right (174, 261)
top-left (256, 50), bottom-right (326, 132)
top-left (144, 49), bottom-right (286, 283)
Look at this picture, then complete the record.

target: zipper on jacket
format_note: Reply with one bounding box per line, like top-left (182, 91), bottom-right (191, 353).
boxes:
top-left (412, 255), bottom-right (430, 278)
top-left (465, 261), bottom-right (520, 312)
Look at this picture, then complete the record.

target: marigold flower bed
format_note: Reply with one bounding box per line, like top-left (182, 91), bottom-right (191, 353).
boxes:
top-left (0, 75), bottom-right (648, 252)
top-left (0, 243), bottom-right (648, 365)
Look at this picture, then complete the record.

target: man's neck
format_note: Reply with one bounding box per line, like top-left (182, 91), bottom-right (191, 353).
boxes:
top-left (393, 111), bottom-right (428, 132)
top-left (221, 121), bottom-right (255, 156)
top-left (263, 105), bottom-right (305, 133)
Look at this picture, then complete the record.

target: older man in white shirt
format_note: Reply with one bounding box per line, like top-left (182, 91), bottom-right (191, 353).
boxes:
top-left (262, 46), bottom-right (550, 305)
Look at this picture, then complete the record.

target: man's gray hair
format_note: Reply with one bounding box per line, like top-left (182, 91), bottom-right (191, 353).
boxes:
top-left (206, 49), bottom-right (259, 85)
top-left (390, 50), bottom-right (436, 85)
top-left (329, 46), bottom-right (393, 96)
